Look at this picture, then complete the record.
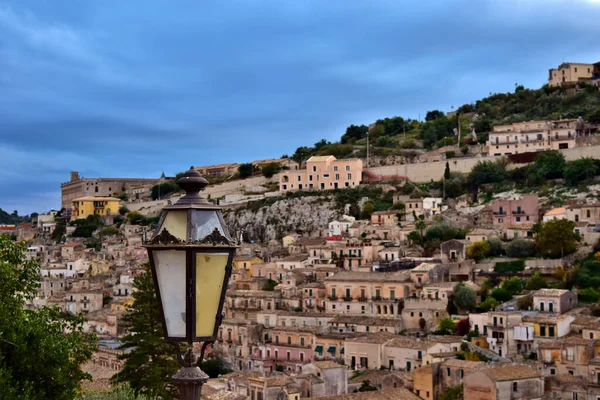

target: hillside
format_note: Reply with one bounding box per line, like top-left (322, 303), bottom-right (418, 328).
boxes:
top-left (288, 83), bottom-right (600, 160)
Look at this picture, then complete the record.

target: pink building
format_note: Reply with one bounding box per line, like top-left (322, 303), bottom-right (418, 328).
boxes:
top-left (489, 194), bottom-right (539, 228)
top-left (279, 156), bottom-right (363, 192)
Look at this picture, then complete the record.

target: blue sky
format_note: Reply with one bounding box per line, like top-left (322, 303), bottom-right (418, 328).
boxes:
top-left (1, 0), bottom-right (600, 214)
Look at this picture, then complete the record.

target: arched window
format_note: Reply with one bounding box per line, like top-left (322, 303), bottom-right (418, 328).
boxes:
top-left (513, 382), bottom-right (518, 392)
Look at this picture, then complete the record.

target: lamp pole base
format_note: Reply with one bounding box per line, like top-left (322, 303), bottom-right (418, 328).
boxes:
top-left (172, 366), bottom-right (209, 400)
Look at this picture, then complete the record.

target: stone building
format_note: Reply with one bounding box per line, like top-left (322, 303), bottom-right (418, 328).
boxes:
top-left (324, 271), bottom-right (411, 318)
top-left (279, 156), bottom-right (363, 192)
top-left (463, 364), bottom-right (544, 400)
top-left (533, 288), bottom-right (578, 314)
top-left (61, 171), bottom-right (160, 208)
top-left (401, 298), bottom-right (448, 331)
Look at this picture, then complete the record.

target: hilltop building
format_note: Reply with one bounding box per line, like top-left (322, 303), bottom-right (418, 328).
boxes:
top-left (548, 61), bottom-right (600, 87)
top-left (485, 119), bottom-right (582, 156)
top-left (279, 156), bottom-right (363, 192)
top-left (61, 171), bottom-right (160, 208)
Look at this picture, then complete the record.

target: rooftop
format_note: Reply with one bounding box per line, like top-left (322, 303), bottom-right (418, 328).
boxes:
top-left (478, 364), bottom-right (540, 381)
top-left (316, 388), bottom-right (420, 400)
top-left (544, 207), bottom-right (566, 216)
top-left (325, 271), bottom-right (410, 283)
top-left (313, 360), bottom-right (344, 369)
top-left (534, 288), bottom-right (571, 297)
top-left (72, 196), bottom-right (121, 202)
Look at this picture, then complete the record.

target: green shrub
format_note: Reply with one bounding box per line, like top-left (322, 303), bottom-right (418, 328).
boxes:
top-left (494, 260), bottom-right (525, 273)
top-left (445, 151), bottom-right (456, 159)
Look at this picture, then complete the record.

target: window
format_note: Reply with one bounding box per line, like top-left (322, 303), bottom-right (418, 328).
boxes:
top-left (312, 166), bottom-right (317, 172)
top-left (334, 166), bottom-right (338, 171)
top-left (513, 382), bottom-right (518, 392)
top-left (447, 368), bottom-right (451, 376)
top-left (287, 336), bottom-right (291, 345)
top-left (540, 325), bottom-right (546, 337)
top-left (550, 368), bottom-right (556, 375)
top-left (549, 326), bottom-right (555, 337)
top-left (418, 351), bottom-right (422, 360)
top-left (300, 337), bottom-right (305, 346)
top-left (346, 288), bottom-right (351, 298)
top-left (323, 174), bottom-right (329, 178)
top-left (460, 369), bottom-right (464, 378)
top-left (345, 165), bottom-right (350, 171)
top-left (335, 174), bottom-right (340, 180)
top-left (347, 173), bottom-right (352, 180)
top-left (297, 176), bottom-right (301, 182)
top-left (390, 290), bottom-right (395, 300)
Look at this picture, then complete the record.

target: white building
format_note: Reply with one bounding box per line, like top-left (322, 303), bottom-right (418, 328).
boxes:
top-left (328, 216), bottom-right (356, 236)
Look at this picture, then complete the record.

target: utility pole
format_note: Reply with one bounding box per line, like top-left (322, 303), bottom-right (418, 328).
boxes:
top-left (366, 130), bottom-right (369, 168)
top-left (457, 113), bottom-right (461, 149)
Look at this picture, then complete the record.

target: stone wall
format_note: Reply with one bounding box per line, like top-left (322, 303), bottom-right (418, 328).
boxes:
top-left (368, 143), bottom-right (600, 183)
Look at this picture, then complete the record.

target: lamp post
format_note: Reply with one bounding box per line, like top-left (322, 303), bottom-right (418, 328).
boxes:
top-left (144, 166), bottom-right (237, 400)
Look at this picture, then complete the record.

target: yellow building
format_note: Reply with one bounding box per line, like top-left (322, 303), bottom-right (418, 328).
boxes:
top-left (282, 235), bottom-right (296, 248)
top-left (548, 62), bottom-right (597, 87)
top-left (232, 255), bottom-right (263, 279)
top-left (72, 196), bottom-right (121, 220)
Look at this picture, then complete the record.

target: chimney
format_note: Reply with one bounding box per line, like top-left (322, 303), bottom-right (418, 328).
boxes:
top-left (70, 171), bottom-right (80, 182)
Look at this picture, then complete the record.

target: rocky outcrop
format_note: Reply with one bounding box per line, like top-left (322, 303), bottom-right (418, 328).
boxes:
top-left (224, 196), bottom-right (340, 243)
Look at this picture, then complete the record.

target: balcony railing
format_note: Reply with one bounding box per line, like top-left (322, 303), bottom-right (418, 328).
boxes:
top-left (328, 296), bottom-right (338, 301)
top-left (358, 296), bottom-right (369, 302)
top-left (513, 210), bottom-right (525, 215)
top-left (493, 211), bottom-right (506, 215)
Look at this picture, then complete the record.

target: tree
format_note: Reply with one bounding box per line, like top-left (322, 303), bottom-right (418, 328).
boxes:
top-left (261, 162), bottom-right (281, 178)
top-left (526, 272), bottom-right (548, 290)
top-left (456, 318), bottom-right (471, 336)
top-left (461, 145), bottom-right (469, 155)
top-left (517, 295), bottom-right (533, 310)
top-left (469, 160), bottom-right (506, 188)
top-left (415, 217), bottom-right (426, 238)
top-left (501, 277), bottom-right (524, 295)
top-left (453, 284), bottom-right (477, 312)
top-left (341, 124), bottom-right (368, 144)
top-left (444, 162), bottom-right (451, 180)
top-left (199, 359), bottom-right (232, 378)
top-left (486, 237), bottom-right (503, 257)
top-left (113, 264), bottom-right (180, 399)
top-left (536, 219), bottom-right (579, 258)
top-left (51, 222), bottom-right (66, 243)
top-left (479, 297), bottom-right (499, 312)
top-left (358, 380), bottom-right (378, 392)
top-left (0, 236), bottom-right (95, 399)
top-left (438, 318), bottom-right (456, 334)
top-left (408, 230), bottom-right (422, 245)
top-left (467, 241), bottom-right (490, 262)
top-left (526, 151), bottom-right (565, 184)
top-left (564, 158), bottom-right (598, 186)
top-left (441, 385), bottom-right (463, 400)
top-left (119, 205), bottom-right (130, 216)
top-left (361, 202), bottom-right (375, 220)
top-left (238, 163), bottom-right (255, 178)
top-left (506, 239), bottom-right (537, 258)
top-left (425, 110), bottom-right (445, 121)
top-left (127, 211), bottom-right (146, 225)
top-left (490, 287), bottom-right (512, 302)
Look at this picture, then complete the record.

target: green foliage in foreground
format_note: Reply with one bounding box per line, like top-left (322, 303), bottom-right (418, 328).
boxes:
top-left (0, 235), bottom-right (96, 399)
top-left (112, 264), bottom-right (180, 399)
top-left (79, 383), bottom-right (158, 400)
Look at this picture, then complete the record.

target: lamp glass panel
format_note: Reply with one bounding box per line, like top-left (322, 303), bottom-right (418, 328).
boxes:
top-left (195, 252), bottom-right (228, 337)
top-left (189, 210), bottom-right (232, 241)
top-left (159, 210), bottom-right (188, 241)
top-left (153, 250), bottom-right (187, 338)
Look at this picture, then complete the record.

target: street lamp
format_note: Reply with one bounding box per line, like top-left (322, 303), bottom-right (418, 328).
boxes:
top-left (144, 166), bottom-right (237, 400)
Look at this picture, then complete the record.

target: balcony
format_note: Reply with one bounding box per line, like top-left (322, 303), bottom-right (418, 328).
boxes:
top-left (328, 296), bottom-right (338, 301)
top-left (358, 296), bottom-right (369, 302)
top-left (551, 135), bottom-right (574, 141)
top-left (512, 210), bottom-right (525, 215)
top-left (493, 211), bottom-right (506, 215)
top-left (343, 296), bottom-right (352, 302)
